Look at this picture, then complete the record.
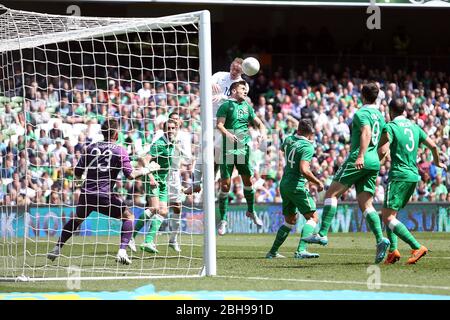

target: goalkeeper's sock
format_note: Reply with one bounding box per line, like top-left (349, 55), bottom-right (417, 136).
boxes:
top-left (243, 186), bottom-right (255, 213)
top-left (269, 223), bottom-right (293, 254)
top-left (170, 213), bottom-right (181, 243)
top-left (58, 218), bottom-right (83, 248)
top-left (318, 198), bottom-right (337, 237)
top-left (120, 219), bottom-right (133, 249)
top-left (297, 219), bottom-right (316, 252)
top-left (218, 190), bottom-right (229, 222)
top-left (389, 218), bottom-right (421, 250)
top-left (133, 209), bottom-right (151, 239)
top-left (386, 225), bottom-right (398, 252)
top-left (364, 209), bottom-right (384, 244)
top-left (145, 214), bottom-right (164, 244)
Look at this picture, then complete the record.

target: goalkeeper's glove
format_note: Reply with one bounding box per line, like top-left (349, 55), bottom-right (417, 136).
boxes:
top-left (141, 161), bottom-right (160, 175)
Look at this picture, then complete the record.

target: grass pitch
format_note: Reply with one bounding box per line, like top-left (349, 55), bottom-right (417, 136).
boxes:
top-left (0, 233), bottom-right (449, 296)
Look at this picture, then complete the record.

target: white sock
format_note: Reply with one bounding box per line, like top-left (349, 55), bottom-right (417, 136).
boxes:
top-left (170, 213), bottom-right (181, 242)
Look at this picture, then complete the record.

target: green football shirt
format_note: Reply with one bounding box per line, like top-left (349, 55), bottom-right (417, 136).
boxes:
top-left (348, 104), bottom-right (385, 170)
top-left (216, 99), bottom-right (256, 155)
top-left (280, 134), bottom-right (314, 190)
top-left (149, 135), bottom-right (174, 179)
top-left (383, 115), bottom-right (427, 182)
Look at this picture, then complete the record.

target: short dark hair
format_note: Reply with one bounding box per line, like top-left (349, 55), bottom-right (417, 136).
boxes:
top-left (101, 118), bottom-right (119, 141)
top-left (164, 118), bottom-right (178, 131)
top-left (389, 98), bottom-right (406, 117)
top-left (230, 80), bottom-right (247, 93)
top-left (298, 118), bottom-right (314, 135)
top-left (361, 82), bottom-right (379, 104)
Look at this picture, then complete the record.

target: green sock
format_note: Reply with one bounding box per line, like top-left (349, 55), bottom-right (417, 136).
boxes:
top-left (218, 190), bottom-right (228, 221)
top-left (386, 227), bottom-right (398, 252)
top-left (144, 214), bottom-right (164, 243)
top-left (243, 187), bottom-right (255, 213)
top-left (133, 209), bottom-right (151, 239)
top-left (269, 224), bottom-right (292, 254)
top-left (319, 198), bottom-right (337, 237)
top-left (389, 218), bottom-right (421, 250)
top-left (365, 210), bottom-right (384, 244)
top-left (297, 220), bottom-right (316, 252)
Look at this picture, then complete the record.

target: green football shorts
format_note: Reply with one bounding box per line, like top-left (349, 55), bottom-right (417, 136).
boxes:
top-left (384, 180), bottom-right (417, 211)
top-left (146, 175), bottom-right (168, 202)
top-left (333, 161), bottom-right (378, 195)
top-left (220, 145), bottom-right (253, 179)
top-left (280, 186), bottom-right (316, 216)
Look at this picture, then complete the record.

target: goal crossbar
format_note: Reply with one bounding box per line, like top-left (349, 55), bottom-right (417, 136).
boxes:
top-left (0, 6), bottom-right (203, 52)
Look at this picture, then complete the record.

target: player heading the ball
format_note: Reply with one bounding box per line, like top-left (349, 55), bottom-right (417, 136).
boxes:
top-left (216, 80), bottom-right (267, 235)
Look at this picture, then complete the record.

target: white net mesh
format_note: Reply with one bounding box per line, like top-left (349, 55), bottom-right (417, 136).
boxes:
top-left (0, 6), bottom-right (207, 280)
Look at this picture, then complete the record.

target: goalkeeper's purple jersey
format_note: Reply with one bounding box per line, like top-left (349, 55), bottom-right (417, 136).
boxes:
top-left (75, 141), bottom-right (132, 194)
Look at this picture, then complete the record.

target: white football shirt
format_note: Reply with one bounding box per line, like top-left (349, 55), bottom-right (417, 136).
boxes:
top-left (211, 71), bottom-right (246, 122)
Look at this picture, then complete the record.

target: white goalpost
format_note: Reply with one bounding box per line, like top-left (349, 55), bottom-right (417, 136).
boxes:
top-left (0, 5), bottom-right (215, 281)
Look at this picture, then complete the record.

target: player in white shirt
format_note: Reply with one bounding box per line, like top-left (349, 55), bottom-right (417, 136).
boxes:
top-left (211, 58), bottom-right (247, 118)
top-left (185, 58), bottom-right (248, 195)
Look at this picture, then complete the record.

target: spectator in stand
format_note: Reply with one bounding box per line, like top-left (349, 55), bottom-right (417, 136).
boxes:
top-left (1, 60), bottom-right (450, 206)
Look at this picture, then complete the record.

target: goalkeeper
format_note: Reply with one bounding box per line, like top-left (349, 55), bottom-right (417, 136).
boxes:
top-left (47, 118), bottom-right (159, 265)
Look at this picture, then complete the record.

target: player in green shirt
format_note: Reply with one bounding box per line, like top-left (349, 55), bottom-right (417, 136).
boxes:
top-left (378, 99), bottom-right (446, 264)
top-left (266, 119), bottom-right (324, 259)
top-left (132, 119), bottom-right (178, 254)
top-left (303, 83), bottom-right (391, 264)
top-left (216, 80), bottom-right (267, 235)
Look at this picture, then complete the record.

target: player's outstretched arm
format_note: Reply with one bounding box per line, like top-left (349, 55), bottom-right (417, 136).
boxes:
top-left (377, 132), bottom-right (390, 164)
top-left (127, 154), bottom-right (160, 180)
top-left (423, 137), bottom-right (447, 169)
top-left (299, 160), bottom-right (324, 192)
top-left (128, 164), bottom-right (160, 180)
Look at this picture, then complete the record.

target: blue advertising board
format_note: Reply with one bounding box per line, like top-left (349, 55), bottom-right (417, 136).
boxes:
top-left (0, 203), bottom-right (448, 238)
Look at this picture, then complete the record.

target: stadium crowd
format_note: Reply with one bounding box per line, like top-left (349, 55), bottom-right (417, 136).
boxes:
top-left (1, 63), bottom-right (449, 208)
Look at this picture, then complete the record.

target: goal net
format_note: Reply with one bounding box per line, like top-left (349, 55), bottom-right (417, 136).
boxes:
top-left (0, 5), bottom-right (215, 281)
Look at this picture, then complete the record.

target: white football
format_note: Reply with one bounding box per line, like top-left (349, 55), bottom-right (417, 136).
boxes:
top-left (242, 57), bottom-right (260, 76)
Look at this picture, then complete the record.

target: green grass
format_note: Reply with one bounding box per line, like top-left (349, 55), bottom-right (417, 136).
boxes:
top-left (1, 233), bottom-right (449, 296)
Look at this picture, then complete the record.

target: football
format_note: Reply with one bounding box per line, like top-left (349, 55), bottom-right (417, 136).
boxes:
top-left (242, 57), bottom-right (260, 76)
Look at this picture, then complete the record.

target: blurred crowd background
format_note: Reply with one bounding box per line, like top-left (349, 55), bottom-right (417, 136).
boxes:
top-left (1, 61), bottom-right (450, 208)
